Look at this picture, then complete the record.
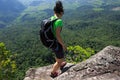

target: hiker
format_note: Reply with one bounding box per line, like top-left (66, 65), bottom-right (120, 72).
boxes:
top-left (50, 1), bottom-right (67, 77)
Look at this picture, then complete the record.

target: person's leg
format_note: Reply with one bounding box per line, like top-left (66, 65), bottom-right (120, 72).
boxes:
top-left (60, 61), bottom-right (67, 70)
top-left (50, 42), bottom-right (66, 77)
top-left (51, 58), bottom-right (64, 73)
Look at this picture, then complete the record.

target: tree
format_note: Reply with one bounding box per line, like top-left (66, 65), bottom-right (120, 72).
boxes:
top-left (66, 45), bottom-right (95, 63)
top-left (0, 42), bottom-right (17, 80)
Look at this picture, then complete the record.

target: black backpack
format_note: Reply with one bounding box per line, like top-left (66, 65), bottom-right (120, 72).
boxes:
top-left (39, 18), bottom-right (58, 48)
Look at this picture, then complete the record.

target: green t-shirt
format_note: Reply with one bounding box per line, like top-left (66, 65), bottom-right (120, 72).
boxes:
top-left (51, 16), bottom-right (63, 38)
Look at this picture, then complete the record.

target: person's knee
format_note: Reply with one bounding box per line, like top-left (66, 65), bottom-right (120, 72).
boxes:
top-left (56, 61), bottom-right (62, 65)
top-left (56, 59), bottom-right (63, 66)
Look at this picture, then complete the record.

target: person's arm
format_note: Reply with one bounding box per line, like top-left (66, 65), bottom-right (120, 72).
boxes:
top-left (56, 27), bottom-right (67, 51)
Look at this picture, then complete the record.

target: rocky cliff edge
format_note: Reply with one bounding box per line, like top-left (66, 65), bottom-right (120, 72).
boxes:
top-left (24, 46), bottom-right (120, 80)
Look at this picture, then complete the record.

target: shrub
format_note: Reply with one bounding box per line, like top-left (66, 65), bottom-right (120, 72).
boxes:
top-left (0, 42), bottom-right (17, 80)
top-left (66, 45), bottom-right (95, 63)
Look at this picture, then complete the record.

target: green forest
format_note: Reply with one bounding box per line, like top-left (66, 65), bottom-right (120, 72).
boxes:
top-left (0, 1), bottom-right (120, 80)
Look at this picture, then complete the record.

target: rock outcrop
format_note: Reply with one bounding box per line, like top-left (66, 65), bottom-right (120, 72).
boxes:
top-left (24, 46), bottom-right (120, 80)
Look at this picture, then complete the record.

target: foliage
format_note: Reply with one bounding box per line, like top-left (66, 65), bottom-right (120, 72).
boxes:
top-left (0, 42), bottom-right (17, 80)
top-left (66, 45), bottom-right (95, 63)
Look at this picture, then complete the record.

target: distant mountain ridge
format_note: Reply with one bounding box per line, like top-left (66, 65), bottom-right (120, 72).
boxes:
top-left (0, 0), bottom-right (120, 28)
top-left (15, 0), bottom-right (120, 25)
top-left (18, 0), bottom-right (120, 9)
top-left (0, 0), bottom-right (25, 13)
top-left (0, 0), bottom-right (25, 28)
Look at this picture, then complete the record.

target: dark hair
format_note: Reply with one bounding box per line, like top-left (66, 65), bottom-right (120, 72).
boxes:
top-left (54, 1), bottom-right (64, 14)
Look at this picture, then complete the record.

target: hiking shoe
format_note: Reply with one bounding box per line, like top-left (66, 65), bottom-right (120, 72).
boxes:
top-left (60, 62), bottom-right (67, 70)
top-left (50, 72), bottom-right (58, 78)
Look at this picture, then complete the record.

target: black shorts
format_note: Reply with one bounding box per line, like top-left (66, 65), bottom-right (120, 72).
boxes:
top-left (51, 42), bottom-right (64, 59)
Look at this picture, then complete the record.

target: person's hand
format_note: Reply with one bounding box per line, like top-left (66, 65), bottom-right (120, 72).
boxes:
top-left (62, 45), bottom-right (67, 52)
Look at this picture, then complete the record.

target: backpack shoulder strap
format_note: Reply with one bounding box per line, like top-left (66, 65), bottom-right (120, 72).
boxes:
top-left (50, 18), bottom-right (58, 23)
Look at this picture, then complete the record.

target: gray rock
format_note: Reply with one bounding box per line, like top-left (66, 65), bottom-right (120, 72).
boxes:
top-left (24, 46), bottom-right (120, 80)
